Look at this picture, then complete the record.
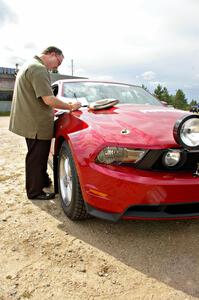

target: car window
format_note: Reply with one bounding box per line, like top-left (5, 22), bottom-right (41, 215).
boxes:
top-left (62, 82), bottom-right (162, 106)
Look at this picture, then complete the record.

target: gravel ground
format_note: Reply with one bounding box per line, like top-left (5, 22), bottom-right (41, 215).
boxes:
top-left (1, 116), bottom-right (199, 300)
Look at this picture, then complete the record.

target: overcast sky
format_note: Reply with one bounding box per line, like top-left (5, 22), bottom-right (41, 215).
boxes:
top-left (1, 0), bottom-right (199, 102)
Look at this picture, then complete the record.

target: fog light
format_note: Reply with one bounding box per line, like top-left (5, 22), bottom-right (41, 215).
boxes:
top-left (162, 150), bottom-right (181, 167)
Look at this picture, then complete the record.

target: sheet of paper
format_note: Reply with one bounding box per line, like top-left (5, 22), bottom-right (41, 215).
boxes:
top-left (59, 96), bottom-right (88, 106)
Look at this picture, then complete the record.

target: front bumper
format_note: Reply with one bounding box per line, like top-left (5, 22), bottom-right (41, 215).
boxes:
top-left (85, 201), bottom-right (199, 221)
top-left (80, 162), bottom-right (199, 220)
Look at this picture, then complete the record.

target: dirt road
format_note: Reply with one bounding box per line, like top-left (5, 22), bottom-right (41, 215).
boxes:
top-left (1, 116), bottom-right (199, 300)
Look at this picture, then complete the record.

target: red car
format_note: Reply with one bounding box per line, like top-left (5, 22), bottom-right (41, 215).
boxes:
top-left (49, 79), bottom-right (199, 221)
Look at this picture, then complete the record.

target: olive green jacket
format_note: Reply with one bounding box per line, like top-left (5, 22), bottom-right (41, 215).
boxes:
top-left (9, 56), bottom-right (54, 140)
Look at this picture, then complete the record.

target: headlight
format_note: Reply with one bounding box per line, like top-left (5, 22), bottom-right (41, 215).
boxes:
top-left (162, 150), bottom-right (181, 167)
top-left (96, 147), bottom-right (147, 164)
top-left (173, 115), bottom-right (199, 149)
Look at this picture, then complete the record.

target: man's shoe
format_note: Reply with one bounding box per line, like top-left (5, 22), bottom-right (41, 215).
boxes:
top-left (32, 191), bottom-right (55, 200)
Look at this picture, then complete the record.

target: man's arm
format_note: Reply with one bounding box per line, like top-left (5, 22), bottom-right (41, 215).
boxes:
top-left (42, 95), bottom-right (81, 111)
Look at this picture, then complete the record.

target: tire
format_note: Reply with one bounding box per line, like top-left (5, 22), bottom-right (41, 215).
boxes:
top-left (58, 141), bottom-right (89, 220)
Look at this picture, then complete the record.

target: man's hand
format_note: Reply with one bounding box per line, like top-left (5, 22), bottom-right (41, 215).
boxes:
top-left (42, 95), bottom-right (82, 111)
top-left (70, 102), bottom-right (81, 111)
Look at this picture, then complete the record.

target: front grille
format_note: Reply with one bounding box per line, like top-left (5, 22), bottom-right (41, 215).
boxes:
top-left (124, 202), bottom-right (199, 218)
top-left (136, 149), bottom-right (199, 172)
top-left (153, 151), bottom-right (199, 171)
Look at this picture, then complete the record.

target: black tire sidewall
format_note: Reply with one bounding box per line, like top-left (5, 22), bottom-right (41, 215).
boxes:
top-left (58, 141), bottom-right (79, 217)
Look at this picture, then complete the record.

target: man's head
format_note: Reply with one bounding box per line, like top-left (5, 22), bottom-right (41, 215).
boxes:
top-left (40, 46), bottom-right (64, 70)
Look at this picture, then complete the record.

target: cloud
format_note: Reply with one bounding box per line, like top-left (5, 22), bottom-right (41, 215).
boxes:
top-left (24, 42), bottom-right (37, 50)
top-left (9, 55), bottom-right (26, 66)
top-left (1, 0), bottom-right (199, 101)
top-left (136, 71), bottom-right (156, 81)
top-left (91, 75), bottom-right (114, 81)
top-left (0, 0), bottom-right (17, 26)
top-left (193, 74), bottom-right (199, 80)
top-left (149, 81), bottom-right (167, 87)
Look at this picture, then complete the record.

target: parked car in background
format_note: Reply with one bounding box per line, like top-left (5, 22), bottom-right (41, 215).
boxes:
top-left (190, 105), bottom-right (199, 113)
top-left (49, 80), bottom-right (199, 221)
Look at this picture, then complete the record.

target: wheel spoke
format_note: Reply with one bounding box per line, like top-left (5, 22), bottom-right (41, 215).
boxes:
top-left (59, 153), bottom-right (73, 206)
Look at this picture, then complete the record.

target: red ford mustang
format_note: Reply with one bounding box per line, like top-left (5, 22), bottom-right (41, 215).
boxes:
top-left (49, 79), bottom-right (199, 221)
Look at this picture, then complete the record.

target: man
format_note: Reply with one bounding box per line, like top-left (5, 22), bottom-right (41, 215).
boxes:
top-left (9, 46), bottom-right (81, 200)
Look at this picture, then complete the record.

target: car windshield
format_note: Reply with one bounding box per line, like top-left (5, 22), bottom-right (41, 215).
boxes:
top-left (62, 82), bottom-right (162, 106)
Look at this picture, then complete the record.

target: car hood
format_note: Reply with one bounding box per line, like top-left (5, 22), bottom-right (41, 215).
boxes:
top-left (80, 104), bottom-right (189, 148)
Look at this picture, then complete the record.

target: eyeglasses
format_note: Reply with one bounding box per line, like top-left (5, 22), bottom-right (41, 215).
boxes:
top-left (55, 54), bottom-right (63, 66)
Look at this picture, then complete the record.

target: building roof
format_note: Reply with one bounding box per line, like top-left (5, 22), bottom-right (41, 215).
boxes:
top-left (50, 73), bottom-right (87, 83)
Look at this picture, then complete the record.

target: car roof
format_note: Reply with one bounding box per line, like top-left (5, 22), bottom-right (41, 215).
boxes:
top-left (52, 79), bottom-right (141, 88)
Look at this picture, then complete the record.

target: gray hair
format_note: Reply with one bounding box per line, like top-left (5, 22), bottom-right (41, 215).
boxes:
top-left (42, 46), bottom-right (64, 57)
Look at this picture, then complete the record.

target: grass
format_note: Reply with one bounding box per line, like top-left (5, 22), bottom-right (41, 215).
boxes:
top-left (0, 112), bottom-right (10, 116)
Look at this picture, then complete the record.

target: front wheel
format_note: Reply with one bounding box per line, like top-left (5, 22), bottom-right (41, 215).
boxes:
top-left (58, 141), bottom-right (89, 220)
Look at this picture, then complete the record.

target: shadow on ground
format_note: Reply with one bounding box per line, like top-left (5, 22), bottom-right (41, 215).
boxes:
top-left (32, 195), bottom-right (199, 297)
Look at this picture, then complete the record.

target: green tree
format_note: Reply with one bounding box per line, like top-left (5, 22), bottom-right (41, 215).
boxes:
top-left (169, 95), bottom-right (175, 106)
top-left (154, 84), bottom-right (163, 99)
top-left (141, 84), bottom-right (149, 92)
top-left (154, 85), bottom-right (170, 104)
top-left (188, 99), bottom-right (198, 111)
top-left (173, 89), bottom-right (188, 110)
top-left (189, 99), bottom-right (198, 106)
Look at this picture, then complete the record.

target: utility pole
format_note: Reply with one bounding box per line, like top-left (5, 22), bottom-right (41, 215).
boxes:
top-left (71, 59), bottom-right (74, 76)
top-left (15, 63), bottom-right (19, 76)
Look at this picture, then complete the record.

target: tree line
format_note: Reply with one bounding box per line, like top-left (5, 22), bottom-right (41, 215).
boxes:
top-left (142, 84), bottom-right (198, 110)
